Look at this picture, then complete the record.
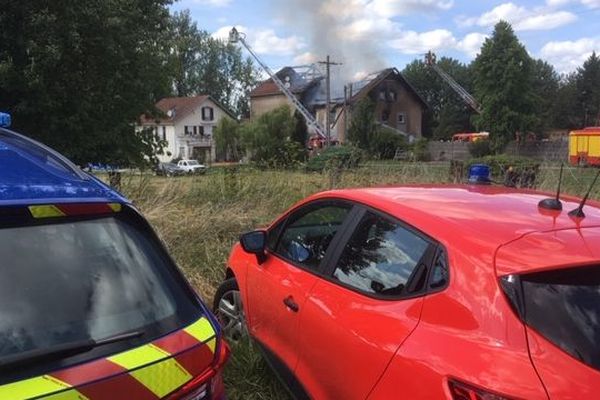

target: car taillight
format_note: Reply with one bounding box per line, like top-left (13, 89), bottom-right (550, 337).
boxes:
top-left (448, 379), bottom-right (513, 400)
top-left (168, 340), bottom-right (230, 400)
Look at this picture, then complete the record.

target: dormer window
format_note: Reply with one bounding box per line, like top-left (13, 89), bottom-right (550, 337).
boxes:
top-left (202, 107), bottom-right (214, 121)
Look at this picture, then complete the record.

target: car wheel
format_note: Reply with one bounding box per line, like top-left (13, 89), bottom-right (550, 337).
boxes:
top-left (214, 278), bottom-right (247, 340)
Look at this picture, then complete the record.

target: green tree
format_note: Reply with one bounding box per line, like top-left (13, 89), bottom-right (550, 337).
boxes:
top-left (0, 0), bottom-right (173, 166)
top-left (168, 11), bottom-right (259, 117)
top-left (553, 73), bottom-right (580, 129)
top-left (239, 106), bottom-right (303, 167)
top-left (576, 52), bottom-right (600, 127)
top-left (472, 21), bottom-right (536, 152)
top-left (531, 59), bottom-right (560, 133)
top-left (213, 117), bottom-right (241, 161)
top-left (403, 57), bottom-right (474, 139)
top-left (348, 98), bottom-right (377, 149)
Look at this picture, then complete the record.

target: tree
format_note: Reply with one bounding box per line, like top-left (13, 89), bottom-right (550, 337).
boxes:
top-left (213, 117), bottom-right (241, 161)
top-left (168, 11), bottom-right (259, 117)
top-left (472, 21), bottom-right (536, 152)
top-left (531, 59), bottom-right (560, 134)
top-left (576, 52), bottom-right (600, 127)
top-left (553, 73), bottom-right (580, 129)
top-left (403, 57), bottom-right (474, 139)
top-left (0, 0), bottom-right (173, 166)
top-left (348, 98), bottom-right (377, 149)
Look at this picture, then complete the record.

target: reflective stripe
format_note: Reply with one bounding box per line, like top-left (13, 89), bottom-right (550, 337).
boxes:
top-left (29, 205), bottom-right (66, 218)
top-left (108, 344), bottom-right (191, 398)
top-left (183, 318), bottom-right (216, 347)
top-left (108, 203), bottom-right (122, 212)
top-left (0, 375), bottom-right (87, 400)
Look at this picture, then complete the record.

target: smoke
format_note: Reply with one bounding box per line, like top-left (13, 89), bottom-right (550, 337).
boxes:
top-left (268, 0), bottom-right (389, 84)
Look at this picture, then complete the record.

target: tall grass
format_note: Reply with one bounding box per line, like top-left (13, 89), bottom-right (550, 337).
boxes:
top-left (114, 162), bottom-right (599, 400)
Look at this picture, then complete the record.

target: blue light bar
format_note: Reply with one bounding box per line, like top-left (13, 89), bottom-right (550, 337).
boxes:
top-left (0, 112), bottom-right (11, 128)
top-left (468, 164), bottom-right (491, 184)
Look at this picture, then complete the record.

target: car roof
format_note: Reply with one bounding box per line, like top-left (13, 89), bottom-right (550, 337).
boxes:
top-left (310, 185), bottom-right (600, 250)
top-left (0, 128), bottom-right (128, 206)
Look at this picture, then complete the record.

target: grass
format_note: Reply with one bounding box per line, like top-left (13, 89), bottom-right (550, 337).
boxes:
top-left (110, 162), bottom-right (600, 400)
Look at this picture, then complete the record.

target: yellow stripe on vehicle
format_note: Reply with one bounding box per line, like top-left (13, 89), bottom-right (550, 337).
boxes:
top-left (28, 205), bottom-right (66, 219)
top-left (184, 318), bottom-right (216, 347)
top-left (0, 375), bottom-right (88, 400)
top-left (108, 343), bottom-right (192, 398)
top-left (108, 203), bottom-right (122, 212)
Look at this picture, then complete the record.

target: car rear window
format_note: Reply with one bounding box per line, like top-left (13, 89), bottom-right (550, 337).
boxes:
top-left (0, 213), bottom-right (200, 379)
top-left (521, 265), bottom-right (600, 371)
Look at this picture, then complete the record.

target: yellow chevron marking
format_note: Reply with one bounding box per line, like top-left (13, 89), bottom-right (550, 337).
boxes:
top-left (0, 375), bottom-right (87, 400)
top-left (29, 205), bottom-right (66, 219)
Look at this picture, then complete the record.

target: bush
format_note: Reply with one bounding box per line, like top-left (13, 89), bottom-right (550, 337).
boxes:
top-left (468, 155), bottom-right (540, 187)
top-left (411, 138), bottom-right (431, 161)
top-left (369, 128), bottom-right (408, 159)
top-left (305, 145), bottom-right (363, 173)
top-left (468, 139), bottom-right (492, 158)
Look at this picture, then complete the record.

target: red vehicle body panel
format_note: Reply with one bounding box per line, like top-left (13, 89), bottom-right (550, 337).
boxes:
top-left (227, 185), bottom-right (600, 399)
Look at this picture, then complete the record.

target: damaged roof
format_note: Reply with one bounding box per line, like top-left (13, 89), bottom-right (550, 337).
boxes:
top-left (249, 67), bottom-right (322, 98)
top-left (139, 95), bottom-right (236, 124)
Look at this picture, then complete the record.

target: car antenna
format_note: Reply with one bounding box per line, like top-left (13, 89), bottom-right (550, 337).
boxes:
top-left (538, 164), bottom-right (564, 211)
top-left (569, 169), bottom-right (600, 219)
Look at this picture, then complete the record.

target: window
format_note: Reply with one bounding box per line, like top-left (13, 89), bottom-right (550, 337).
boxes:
top-left (333, 212), bottom-right (430, 296)
top-left (179, 146), bottom-right (185, 158)
top-left (162, 126), bottom-right (166, 141)
top-left (390, 91), bottom-right (397, 101)
top-left (199, 126), bottom-right (205, 136)
top-left (275, 204), bottom-right (351, 270)
top-left (193, 126), bottom-right (198, 135)
top-left (430, 250), bottom-right (449, 289)
top-left (379, 90), bottom-right (386, 101)
top-left (184, 126), bottom-right (190, 136)
top-left (519, 266), bottom-right (600, 372)
top-left (0, 216), bottom-right (199, 373)
top-left (381, 110), bottom-right (390, 123)
top-left (397, 113), bottom-right (406, 125)
top-left (202, 107), bottom-right (214, 121)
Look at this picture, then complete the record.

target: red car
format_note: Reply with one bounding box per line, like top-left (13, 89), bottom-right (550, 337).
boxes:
top-left (215, 185), bottom-right (600, 400)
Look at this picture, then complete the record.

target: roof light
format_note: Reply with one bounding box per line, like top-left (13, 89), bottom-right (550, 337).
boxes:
top-left (468, 164), bottom-right (492, 185)
top-left (0, 112), bottom-right (11, 128)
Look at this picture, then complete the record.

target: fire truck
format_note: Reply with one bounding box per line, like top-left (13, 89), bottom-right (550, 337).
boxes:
top-left (569, 127), bottom-right (600, 166)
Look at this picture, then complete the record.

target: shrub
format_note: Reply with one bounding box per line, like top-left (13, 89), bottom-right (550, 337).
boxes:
top-left (305, 145), bottom-right (363, 173)
top-left (468, 155), bottom-right (540, 187)
top-left (369, 128), bottom-right (408, 159)
top-left (468, 139), bottom-right (492, 158)
top-left (411, 138), bottom-right (431, 161)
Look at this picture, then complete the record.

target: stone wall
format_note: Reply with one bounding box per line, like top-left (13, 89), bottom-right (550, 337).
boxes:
top-left (428, 141), bottom-right (470, 161)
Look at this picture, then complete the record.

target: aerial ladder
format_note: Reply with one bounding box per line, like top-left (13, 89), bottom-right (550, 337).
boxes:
top-left (228, 28), bottom-right (327, 141)
top-left (425, 51), bottom-right (481, 114)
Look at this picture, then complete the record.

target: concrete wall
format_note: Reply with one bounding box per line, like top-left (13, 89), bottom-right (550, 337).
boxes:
top-left (427, 140), bottom-right (570, 162)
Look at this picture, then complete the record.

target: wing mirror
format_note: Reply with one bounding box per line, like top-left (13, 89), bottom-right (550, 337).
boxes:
top-left (240, 230), bottom-right (267, 264)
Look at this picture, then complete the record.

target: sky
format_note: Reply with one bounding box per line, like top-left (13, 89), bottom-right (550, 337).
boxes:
top-left (171, 0), bottom-right (600, 80)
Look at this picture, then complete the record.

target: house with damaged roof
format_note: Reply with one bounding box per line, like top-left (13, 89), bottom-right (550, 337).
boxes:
top-left (249, 67), bottom-right (428, 143)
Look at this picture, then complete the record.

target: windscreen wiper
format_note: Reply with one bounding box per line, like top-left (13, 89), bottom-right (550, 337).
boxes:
top-left (0, 330), bottom-right (144, 371)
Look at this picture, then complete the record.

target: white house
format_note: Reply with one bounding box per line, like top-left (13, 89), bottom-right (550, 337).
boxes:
top-left (138, 96), bottom-right (235, 163)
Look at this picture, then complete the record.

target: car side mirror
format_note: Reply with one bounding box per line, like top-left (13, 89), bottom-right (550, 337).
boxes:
top-left (240, 230), bottom-right (267, 264)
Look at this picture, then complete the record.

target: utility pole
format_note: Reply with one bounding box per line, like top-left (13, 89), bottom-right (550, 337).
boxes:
top-left (319, 55), bottom-right (342, 147)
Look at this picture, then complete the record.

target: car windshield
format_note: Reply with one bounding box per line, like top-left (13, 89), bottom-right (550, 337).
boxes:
top-left (0, 215), bottom-right (199, 367)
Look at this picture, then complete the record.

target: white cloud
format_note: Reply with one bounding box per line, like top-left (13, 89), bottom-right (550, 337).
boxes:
top-left (540, 37), bottom-right (600, 73)
top-left (461, 2), bottom-right (577, 31)
top-left (547, 0), bottom-right (600, 7)
top-left (212, 25), bottom-right (306, 56)
top-left (368, 0), bottom-right (454, 15)
top-left (389, 29), bottom-right (457, 54)
top-left (457, 33), bottom-right (488, 58)
top-left (293, 52), bottom-right (318, 65)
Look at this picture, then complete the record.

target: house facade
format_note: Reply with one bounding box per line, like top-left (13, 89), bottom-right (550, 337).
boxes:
top-left (138, 96), bottom-right (235, 163)
top-left (249, 67), bottom-right (427, 143)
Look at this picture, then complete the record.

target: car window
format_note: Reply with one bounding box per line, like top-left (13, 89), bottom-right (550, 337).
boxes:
top-left (0, 215), bottom-right (199, 375)
top-left (520, 265), bottom-right (600, 372)
top-left (333, 212), bottom-right (430, 296)
top-left (430, 250), bottom-right (449, 289)
top-left (275, 204), bottom-right (351, 270)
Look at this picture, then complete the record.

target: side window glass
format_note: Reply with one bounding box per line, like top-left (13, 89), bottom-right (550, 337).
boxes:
top-left (276, 204), bottom-right (350, 270)
top-left (266, 220), bottom-right (285, 251)
top-left (333, 212), bottom-right (429, 296)
top-left (430, 250), bottom-right (449, 289)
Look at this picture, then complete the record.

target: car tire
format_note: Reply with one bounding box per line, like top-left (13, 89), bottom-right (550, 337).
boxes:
top-left (214, 278), bottom-right (247, 340)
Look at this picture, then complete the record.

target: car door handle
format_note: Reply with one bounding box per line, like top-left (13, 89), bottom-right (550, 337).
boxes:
top-left (283, 296), bottom-right (299, 312)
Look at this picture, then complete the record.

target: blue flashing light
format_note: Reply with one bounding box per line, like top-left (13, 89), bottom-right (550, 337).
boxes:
top-left (0, 112), bottom-right (11, 128)
top-left (468, 164), bottom-right (492, 184)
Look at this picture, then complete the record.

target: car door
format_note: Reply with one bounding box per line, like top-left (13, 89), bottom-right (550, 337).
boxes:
top-left (294, 206), bottom-right (437, 400)
top-left (245, 200), bottom-right (356, 378)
